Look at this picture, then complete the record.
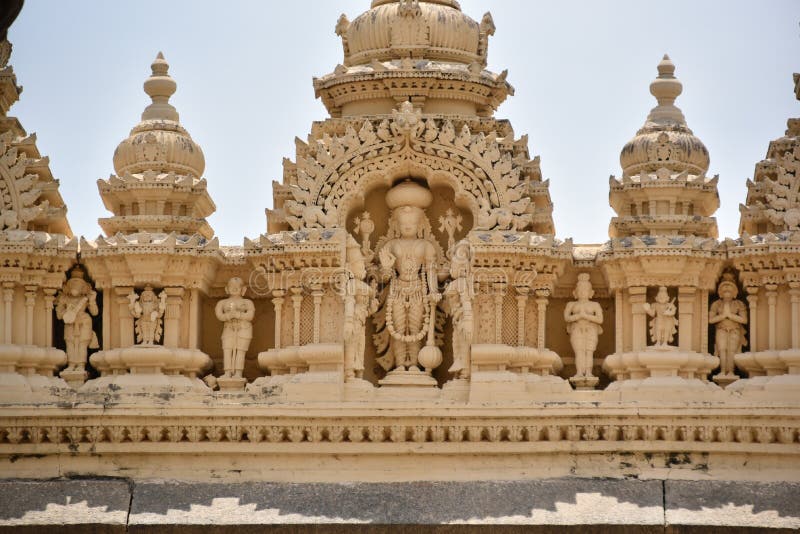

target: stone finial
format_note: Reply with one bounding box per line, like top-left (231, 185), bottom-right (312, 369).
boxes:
top-left (141, 52), bottom-right (179, 122)
top-left (646, 54), bottom-right (686, 126)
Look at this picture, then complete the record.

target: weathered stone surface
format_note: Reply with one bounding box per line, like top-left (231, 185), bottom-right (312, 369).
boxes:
top-left (665, 480), bottom-right (800, 531)
top-left (0, 478), bottom-right (131, 532)
top-left (129, 479), bottom-right (663, 527)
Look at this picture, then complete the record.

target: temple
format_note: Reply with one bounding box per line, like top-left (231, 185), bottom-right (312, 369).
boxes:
top-left (0, 0), bottom-right (799, 530)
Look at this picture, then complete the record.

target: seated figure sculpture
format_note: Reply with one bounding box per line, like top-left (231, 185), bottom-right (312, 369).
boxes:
top-left (375, 180), bottom-right (442, 383)
top-left (564, 273), bottom-right (603, 389)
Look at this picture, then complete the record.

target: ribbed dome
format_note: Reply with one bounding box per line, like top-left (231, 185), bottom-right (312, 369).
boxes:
top-left (113, 53), bottom-right (205, 179)
top-left (343, 0), bottom-right (483, 66)
top-left (619, 55), bottom-right (709, 177)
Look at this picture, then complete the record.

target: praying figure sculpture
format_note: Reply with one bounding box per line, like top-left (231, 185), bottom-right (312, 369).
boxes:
top-left (443, 240), bottom-right (473, 379)
top-left (343, 236), bottom-right (379, 381)
top-left (215, 277), bottom-right (255, 379)
top-left (376, 180), bottom-right (442, 373)
top-left (564, 273), bottom-right (603, 384)
top-left (643, 286), bottom-right (677, 347)
top-left (709, 273), bottom-right (748, 377)
top-left (55, 268), bottom-right (99, 372)
top-left (128, 286), bottom-right (167, 345)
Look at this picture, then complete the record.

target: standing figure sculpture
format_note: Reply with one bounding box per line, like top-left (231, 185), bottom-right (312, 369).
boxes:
top-left (128, 286), bottom-right (167, 345)
top-left (343, 236), bottom-right (378, 381)
top-left (443, 240), bottom-right (473, 379)
top-left (438, 208), bottom-right (463, 258)
top-left (564, 273), bottom-right (603, 387)
top-left (215, 277), bottom-right (255, 380)
top-left (377, 180), bottom-right (442, 374)
top-left (709, 273), bottom-right (747, 379)
top-left (643, 286), bottom-right (677, 347)
top-left (55, 268), bottom-right (99, 372)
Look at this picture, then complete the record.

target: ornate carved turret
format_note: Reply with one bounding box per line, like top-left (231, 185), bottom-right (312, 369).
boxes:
top-left (97, 53), bottom-right (215, 239)
top-left (738, 73), bottom-right (800, 235)
top-left (609, 55), bottom-right (719, 238)
top-left (316, 0), bottom-right (510, 118)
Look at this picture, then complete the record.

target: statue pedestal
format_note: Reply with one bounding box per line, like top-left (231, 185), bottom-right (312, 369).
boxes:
top-left (603, 345), bottom-right (721, 400)
top-left (712, 373), bottom-right (739, 388)
top-left (216, 376), bottom-right (247, 392)
top-left (60, 368), bottom-right (88, 389)
top-left (82, 345), bottom-right (212, 397)
top-left (0, 345), bottom-right (70, 402)
top-left (569, 375), bottom-right (600, 390)
top-left (729, 350), bottom-right (800, 398)
top-left (441, 378), bottom-right (469, 401)
top-left (378, 368), bottom-right (437, 387)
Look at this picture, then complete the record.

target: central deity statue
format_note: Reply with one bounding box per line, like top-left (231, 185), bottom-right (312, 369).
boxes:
top-left (375, 180), bottom-right (442, 375)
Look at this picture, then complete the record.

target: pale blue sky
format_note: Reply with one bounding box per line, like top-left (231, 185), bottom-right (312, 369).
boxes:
top-left (8, 0), bottom-right (800, 244)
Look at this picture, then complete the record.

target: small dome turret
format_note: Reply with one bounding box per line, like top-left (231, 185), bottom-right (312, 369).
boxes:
top-left (112, 53), bottom-right (205, 180)
top-left (619, 55), bottom-right (710, 178)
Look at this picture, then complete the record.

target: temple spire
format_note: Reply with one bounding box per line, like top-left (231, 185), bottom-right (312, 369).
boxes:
top-left (141, 52), bottom-right (179, 122)
top-left (646, 54), bottom-right (686, 126)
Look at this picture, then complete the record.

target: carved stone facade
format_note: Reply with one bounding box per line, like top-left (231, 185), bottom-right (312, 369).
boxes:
top-left (1, 0), bottom-right (800, 511)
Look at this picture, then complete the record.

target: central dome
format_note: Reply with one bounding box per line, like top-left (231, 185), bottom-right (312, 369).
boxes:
top-left (343, 0), bottom-right (483, 66)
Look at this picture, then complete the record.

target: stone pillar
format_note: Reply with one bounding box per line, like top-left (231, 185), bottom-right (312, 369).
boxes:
top-left (43, 289), bottom-right (57, 348)
top-left (188, 288), bottom-right (201, 350)
top-left (24, 286), bottom-right (37, 345)
top-left (116, 287), bottom-right (134, 347)
top-left (790, 283), bottom-right (800, 349)
top-left (493, 282), bottom-right (504, 344)
top-left (515, 287), bottom-right (528, 347)
top-left (678, 287), bottom-right (695, 352)
top-left (766, 284), bottom-right (778, 351)
top-left (535, 289), bottom-right (549, 350)
top-left (163, 287), bottom-right (185, 348)
top-left (102, 288), bottom-right (111, 350)
top-left (272, 290), bottom-right (285, 349)
top-left (615, 289), bottom-right (623, 354)
top-left (700, 289), bottom-right (709, 354)
top-left (2, 282), bottom-right (14, 344)
top-left (291, 287), bottom-right (303, 346)
top-left (629, 286), bottom-right (647, 350)
top-left (311, 285), bottom-right (324, 344)
top-left (746, 288), bottom-right (758, 353)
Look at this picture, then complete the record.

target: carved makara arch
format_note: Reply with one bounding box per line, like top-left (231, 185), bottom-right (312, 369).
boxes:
top-left (0, 131), bottom-right (46, 231)
top-left (282, 103), bottom-right (537, 232)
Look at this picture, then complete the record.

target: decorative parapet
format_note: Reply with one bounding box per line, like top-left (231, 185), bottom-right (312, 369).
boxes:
top-left (80, 232), bottom-right (222, 291)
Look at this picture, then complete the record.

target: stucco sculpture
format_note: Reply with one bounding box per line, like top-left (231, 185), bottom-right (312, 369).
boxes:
top-left (564, 273), bottom-right (603, 389)
top-left (55, 269), bottom-right (98, 374)
top-left (709, 273), bottom-right (748, 384)
top-left (128, 286), bottom-right (167, 345)
top-left (443, 240), bottom-right (473, 380)
top-left (375, 180), bottom-right (442, 383)
top-left (644, 287), bottom-right (678, 347)
top-left (344, 236), bottom-right (378, 382)
top-left (215, 277), bottom-right (255, 388)
top-left (1, 1), bottom-right (800, 513)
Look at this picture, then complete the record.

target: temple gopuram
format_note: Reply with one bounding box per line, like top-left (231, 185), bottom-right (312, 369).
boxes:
top-left (0, 1), bottom-right (798, 531)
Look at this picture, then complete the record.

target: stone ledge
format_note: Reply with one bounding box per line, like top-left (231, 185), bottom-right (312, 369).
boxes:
top-left (0, 478), bottom-right (798, 531)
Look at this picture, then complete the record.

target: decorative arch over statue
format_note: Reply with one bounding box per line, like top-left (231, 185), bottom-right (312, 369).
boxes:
top-left (277, 102), bottom-right (547, 233)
